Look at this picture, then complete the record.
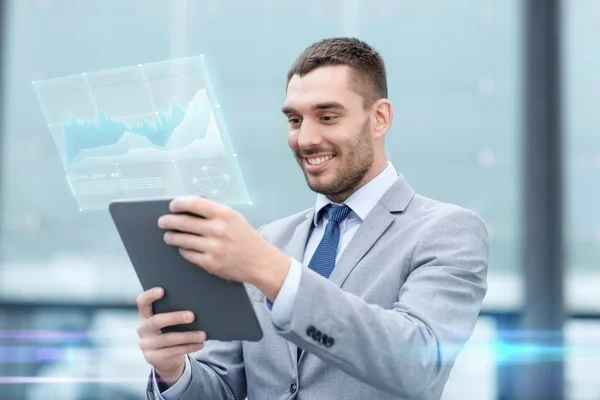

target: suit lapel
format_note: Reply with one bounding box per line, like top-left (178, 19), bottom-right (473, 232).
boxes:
top-left (329, 203), bottom-right (394, 287)
top-left (330, 174), bottom-right (415, 288)
top-left (285, 210), bottom-right (314, 262)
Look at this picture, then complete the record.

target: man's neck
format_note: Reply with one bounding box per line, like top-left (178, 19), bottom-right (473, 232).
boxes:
top-left (326, 159), bottom-right (389, 204)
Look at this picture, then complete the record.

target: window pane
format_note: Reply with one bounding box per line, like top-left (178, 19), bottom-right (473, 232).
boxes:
top-left (358, 0), bottom-right (523, 310)
top-left (0, 0), bottom-right (522, 308)
top-left (0, 2), bottom-right (524, 398)
top-left (565, 320), bottom-right (600, 399)
top-left (563, 0), bottom-right (600, 312)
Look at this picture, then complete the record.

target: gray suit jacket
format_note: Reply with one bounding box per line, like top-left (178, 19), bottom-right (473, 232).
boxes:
top-left (147, 174), bottom-right (489, 399)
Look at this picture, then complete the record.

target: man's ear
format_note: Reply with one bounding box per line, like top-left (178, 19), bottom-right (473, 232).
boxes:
top-left (371, 99), bottom-right (393, 140)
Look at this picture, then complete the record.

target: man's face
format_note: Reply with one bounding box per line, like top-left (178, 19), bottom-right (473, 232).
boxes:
top-left (283, 65), bottom-right (375, 200)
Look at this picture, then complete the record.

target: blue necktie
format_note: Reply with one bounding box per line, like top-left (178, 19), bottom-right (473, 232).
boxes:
top-left (308, 204), bottom-right (352, 279)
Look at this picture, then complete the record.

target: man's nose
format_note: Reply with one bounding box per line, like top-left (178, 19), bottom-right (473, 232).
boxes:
top-left (297, 120), bottom-right (323, 148)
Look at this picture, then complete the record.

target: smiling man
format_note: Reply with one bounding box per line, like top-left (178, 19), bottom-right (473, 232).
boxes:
top-left (138, 37), bottom-right (489, 400)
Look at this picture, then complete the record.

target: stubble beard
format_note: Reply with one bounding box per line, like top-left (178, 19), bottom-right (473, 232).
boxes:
top-left (299, 119), bottom-right (374, 203)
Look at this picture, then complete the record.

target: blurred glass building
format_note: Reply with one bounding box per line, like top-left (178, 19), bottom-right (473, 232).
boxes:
top-left (0, 0), bottom-right (598, 399)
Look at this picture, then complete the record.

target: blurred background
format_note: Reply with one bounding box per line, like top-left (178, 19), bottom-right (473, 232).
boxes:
top-left (0, 0), bottom-right (598, 399)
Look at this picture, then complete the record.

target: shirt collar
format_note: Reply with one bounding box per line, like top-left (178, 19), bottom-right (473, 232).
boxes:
top-left (313, 162), bottom-right (399, 226)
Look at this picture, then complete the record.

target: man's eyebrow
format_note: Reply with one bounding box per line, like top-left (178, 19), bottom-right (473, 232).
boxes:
top-left (312, 101), bottom-right (346, 111)
top-left (281, 106), bottom-right (297, 115)
top-left (281, 102), bottom-right (347, 115)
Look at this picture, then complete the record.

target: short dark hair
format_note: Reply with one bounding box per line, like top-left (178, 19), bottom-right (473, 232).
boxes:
top-left (286, 37), bottom-right (388, 109)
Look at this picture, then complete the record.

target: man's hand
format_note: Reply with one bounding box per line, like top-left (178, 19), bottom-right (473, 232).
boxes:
top-left (158, 196), bottom-right (291, 301)
top-left (136, 287), bottom-right (206, 388)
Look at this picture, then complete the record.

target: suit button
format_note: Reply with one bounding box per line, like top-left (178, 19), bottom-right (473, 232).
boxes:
top-left (290, 382), bottom-right (298, 394)
top-left (325, 337), bottom-right (335, 347)
top-left (312, 329), bottom-right (322, 342)
top-left (306, 325), bottom-right (316, 337)
top-left (320, 334), bottom-right (328, 345)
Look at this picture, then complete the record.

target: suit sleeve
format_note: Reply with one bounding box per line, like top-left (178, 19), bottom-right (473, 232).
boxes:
top-left (152, 355), bottom-right (192, 399)
top-left (147, 340), bottom-right (246, 400)
top-left (274, 209), bottom-right (489, 398)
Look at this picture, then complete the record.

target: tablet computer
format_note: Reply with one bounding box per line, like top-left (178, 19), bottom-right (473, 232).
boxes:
top-left (109, 197), bottom-right (263, 342)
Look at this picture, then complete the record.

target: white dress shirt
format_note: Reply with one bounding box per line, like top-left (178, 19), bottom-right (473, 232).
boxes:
top-left (154, 162), bottom-right (399, 399)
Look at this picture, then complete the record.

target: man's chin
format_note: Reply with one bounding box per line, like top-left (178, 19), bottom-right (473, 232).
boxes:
top-left (306, 178), bottom-right (338, 196)
top-left (303, 168), bottom-right (347, 195)
top-left (305, 178), bottom-right (329, 195)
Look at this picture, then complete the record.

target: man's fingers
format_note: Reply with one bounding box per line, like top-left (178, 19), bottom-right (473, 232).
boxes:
top-left (168, 196), bottom-right (224, 220)
top-left (140, 331), bottom-right (206, 351)
top-left (137, 310), bottom-right (194, 337)
top-left (158, 214), bottom-right (211, 236)
top-left (149, 310), bottom-right (195, 332)
top-left (144, 343), bottom-right (205, 365)
top-left (137, 287), bottom-right (163, 319)
top-left (163, 232), bottom-right (210, 252)
top-left (179, 248), bottom-right (209, 269)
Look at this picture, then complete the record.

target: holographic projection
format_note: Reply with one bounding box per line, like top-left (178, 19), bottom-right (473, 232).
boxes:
top-left (33, 55), bottom-right (250, 210)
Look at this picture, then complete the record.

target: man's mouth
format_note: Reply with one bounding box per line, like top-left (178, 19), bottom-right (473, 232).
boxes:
top-left (303, 155), bottom-right (334, 172)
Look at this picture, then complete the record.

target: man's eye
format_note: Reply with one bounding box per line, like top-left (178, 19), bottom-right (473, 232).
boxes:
top-left (321, 116), bottom-right (337, 122)
top-left (288, 118), bottom-right (301, 125)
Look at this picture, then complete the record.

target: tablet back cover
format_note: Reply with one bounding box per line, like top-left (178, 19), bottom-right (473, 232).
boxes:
top-left (109, 198), bottom-right (263, 342)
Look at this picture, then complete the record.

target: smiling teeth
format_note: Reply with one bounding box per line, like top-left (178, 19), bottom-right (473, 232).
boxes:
top-left (307, 156), bottom-right (333, 165)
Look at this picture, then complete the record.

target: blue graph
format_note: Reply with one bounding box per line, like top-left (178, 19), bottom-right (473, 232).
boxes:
top-left (33, 55), bottom-right (252, 211)
top-left (64, 101), bottom-right (190, 166)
